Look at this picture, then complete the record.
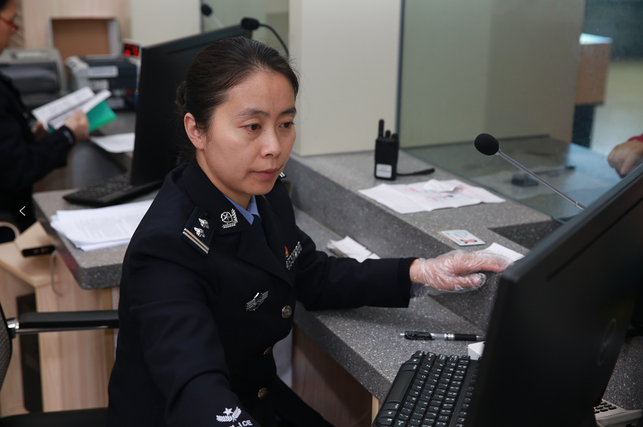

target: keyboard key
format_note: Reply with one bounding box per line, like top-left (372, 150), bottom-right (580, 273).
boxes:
top-left (377, 417), bottom-right (394, 426)
top-left (385, 370), bottom-right (415, 403)
top-left (383, 403), bottom-right (401, 411)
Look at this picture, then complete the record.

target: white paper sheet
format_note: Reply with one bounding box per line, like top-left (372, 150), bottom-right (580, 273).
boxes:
top-left (51, 200), bottom-right (153, 251)
top-left (327, 236), bottom-right (380, 263)
top-left (359, 179), bottom-right (505, 214)
top-left (484, 242), bottom-right (525, 262)
top-left (91, 132), bottom-right (135, 153)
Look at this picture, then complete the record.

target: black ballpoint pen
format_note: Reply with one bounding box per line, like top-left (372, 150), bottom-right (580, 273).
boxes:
top-left (401, 331), bottom-right (483, 341)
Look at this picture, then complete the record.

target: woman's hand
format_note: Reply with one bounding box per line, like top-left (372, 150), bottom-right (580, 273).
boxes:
top-left (63, 110), bottom-right (90, 142)
top-left (409, 250), bottom-right (513, 294)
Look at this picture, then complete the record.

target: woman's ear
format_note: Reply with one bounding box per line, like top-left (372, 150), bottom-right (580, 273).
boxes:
top-left (184, 113), bottom-right (206, 150)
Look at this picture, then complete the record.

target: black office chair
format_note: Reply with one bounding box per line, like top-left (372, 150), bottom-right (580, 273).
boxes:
top-left (0, 221), bottom-right (19, 244)
top-left (0, 300), bottom-right (117, 426)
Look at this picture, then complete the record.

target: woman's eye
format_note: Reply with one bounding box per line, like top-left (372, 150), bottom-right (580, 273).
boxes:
top-left (281, 122), bottom-right (294, 129)
top-left (246, 124), bottom-right (260, 131)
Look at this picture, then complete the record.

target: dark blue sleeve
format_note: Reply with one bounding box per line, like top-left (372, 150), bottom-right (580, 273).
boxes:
top-left (293, 225), bottom-right (415, 310)
top-left (0, 93), bottom-right (73, 193)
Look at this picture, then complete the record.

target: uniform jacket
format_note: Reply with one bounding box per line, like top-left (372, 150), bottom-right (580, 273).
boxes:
top-left (0, 72), bottom-right (75, 229)
top-left (107, 159), bottom-right (414, 427)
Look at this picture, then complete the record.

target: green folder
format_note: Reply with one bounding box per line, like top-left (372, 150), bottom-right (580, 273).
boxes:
top-left (86, 100), bottom-right (117, 132)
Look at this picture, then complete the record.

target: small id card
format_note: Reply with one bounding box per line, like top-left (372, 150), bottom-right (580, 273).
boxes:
top-left (438, 230), bottom-right (485, 246)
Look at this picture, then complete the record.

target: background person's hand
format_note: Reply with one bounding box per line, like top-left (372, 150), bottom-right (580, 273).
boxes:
top-left (608, 139), bottom-right (643, 178)
top-left (31, 122), bottom-right (49, 139)
top-left (409, 250), bottom-right (513, 294)
top-left (63, 110), bottom-right (90, 142)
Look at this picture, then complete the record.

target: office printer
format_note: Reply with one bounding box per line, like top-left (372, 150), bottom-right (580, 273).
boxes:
top-left (0, 48), bottom-right (66, 110)
top-left (65, 55), bottom-right (137, 110)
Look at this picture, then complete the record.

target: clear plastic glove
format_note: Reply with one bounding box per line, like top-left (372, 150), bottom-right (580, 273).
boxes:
top-left (410, 250), bottom-right (513, 296)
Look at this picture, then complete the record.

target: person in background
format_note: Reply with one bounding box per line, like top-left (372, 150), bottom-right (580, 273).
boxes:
top-left (607, 133), bottom-right (643, 178)
top-left (106, 37), bottom-right (512, 427)
top-left (0, 0), bottom-right (89, 242)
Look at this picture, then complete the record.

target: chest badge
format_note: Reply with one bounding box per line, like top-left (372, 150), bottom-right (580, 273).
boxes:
top-left (221, 209), bottom-right (238, 229)
top-left (245, 291), bottom-right (269, 312)
top-left (285, 241), bottom-right (302, 270)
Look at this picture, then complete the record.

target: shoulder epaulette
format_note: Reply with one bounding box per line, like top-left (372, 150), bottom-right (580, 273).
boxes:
top-left (181, 206), bottom-right (214, 256)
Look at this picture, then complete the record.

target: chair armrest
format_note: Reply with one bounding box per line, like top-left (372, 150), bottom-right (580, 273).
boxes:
top-left (13, 310), bottom-right (118, 334)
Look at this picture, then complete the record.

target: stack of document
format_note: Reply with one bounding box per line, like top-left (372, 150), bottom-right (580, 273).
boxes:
top-left (359, 179), bottom-right (504, 214)
top-left (327, 236), bottom-right (380, 263)
top-left (51, 200), bottom-right (153, 251)
top-left (32, 86), bottom-right (116, 132)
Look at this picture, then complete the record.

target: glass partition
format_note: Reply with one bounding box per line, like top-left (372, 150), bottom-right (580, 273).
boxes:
top-left (399, 0), bottom-right (643, 221)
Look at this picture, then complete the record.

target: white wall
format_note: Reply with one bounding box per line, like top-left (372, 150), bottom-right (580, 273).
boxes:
top-left (289, 0), bottom-right (402, 156)
top-left (129, 0), bottom-right (201, 45)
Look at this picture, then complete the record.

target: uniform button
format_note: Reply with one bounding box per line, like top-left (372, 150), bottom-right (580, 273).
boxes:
top-left (263, 346), bottom-right (273, 356)
top-left (281, 305), bottom-right (292, 318)
top-left (258, 387), bottom-right (269, 399)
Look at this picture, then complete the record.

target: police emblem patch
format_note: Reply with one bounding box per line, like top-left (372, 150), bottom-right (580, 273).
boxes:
top-left (221, 209), bottom-right (238, 229)
top-left (216, 407), bottom-right (241, 423)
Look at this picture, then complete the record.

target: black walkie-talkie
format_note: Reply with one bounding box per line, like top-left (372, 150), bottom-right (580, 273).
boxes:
top-left (374, 119), bottom-right (399, 180)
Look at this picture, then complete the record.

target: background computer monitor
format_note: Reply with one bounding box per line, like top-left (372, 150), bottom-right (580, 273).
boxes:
top-left (130, 25), bottom-right (250, 187)
top-left (467, 165), bottom-right (643, 427)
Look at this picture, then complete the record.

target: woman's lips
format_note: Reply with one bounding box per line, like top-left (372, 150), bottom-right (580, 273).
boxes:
top-left (253, 168), bottom-right (279, 180)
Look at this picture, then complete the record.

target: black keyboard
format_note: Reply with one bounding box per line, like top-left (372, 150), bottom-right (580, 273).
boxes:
top-left (373, 351), bottom-right (477, 427)
top-left (63, 173), bottom-right (162, 207)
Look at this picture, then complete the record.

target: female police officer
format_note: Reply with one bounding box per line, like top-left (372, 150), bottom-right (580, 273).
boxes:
top-left (106, 37), bottom-right (511, 427)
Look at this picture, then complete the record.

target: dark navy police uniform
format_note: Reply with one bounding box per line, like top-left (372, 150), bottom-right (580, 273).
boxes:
top-left (0, 72), bottom-right (75, 233)
top-left (107, 159), bottom-right (415, 427)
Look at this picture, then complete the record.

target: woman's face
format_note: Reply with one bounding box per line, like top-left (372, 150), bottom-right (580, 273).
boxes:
top-left (0, 0), bottom-right (17, 54)
top-left (185, 70), bottom-right (296, 208)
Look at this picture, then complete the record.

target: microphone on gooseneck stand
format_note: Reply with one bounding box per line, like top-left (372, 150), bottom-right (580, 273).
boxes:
top-left (474, 133), bottom-right (585, 211)
top-left (240, 18), bottom-right (290, 59)
top-left (200, 4), bottom-right (225, 29)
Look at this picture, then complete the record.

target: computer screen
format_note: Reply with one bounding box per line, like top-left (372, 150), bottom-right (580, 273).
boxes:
top-left (467, 165), bottom-right (643, 427)
top-left (130, 25), bottom-right (250, 187)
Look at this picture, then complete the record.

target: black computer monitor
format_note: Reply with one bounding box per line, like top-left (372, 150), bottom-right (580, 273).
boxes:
top-left (130, 25), bottom-right (250, 187)
top-left (466, 165), bottom-right (643, 426)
